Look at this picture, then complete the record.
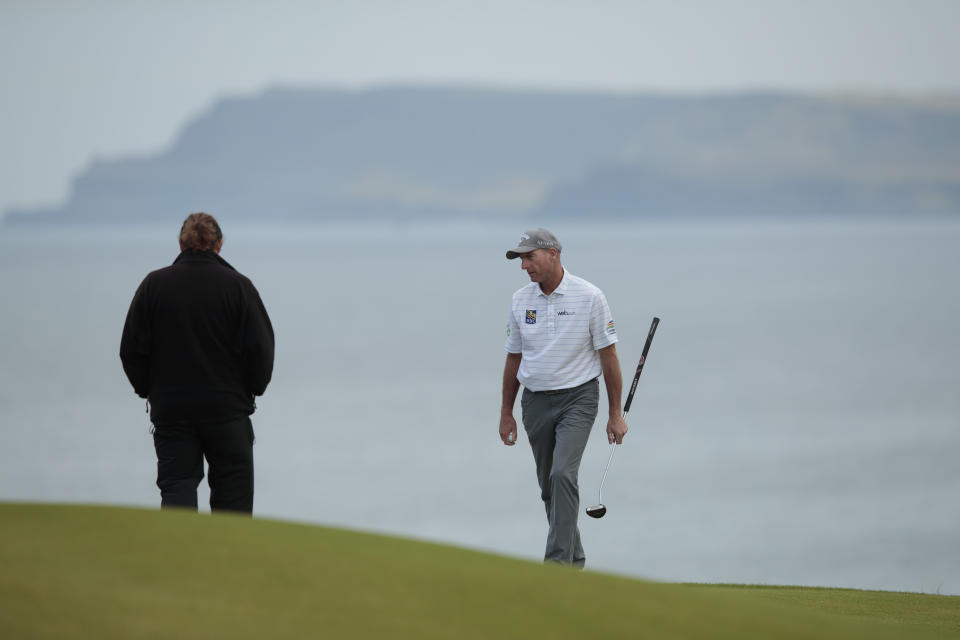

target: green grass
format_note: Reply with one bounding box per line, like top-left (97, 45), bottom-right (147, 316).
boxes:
top-left (1, 503), bottom-right (957, 639)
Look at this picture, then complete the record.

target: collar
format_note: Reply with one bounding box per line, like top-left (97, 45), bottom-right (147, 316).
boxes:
top-left (538, 269), bottom-right (570, 298)
top-left (173, 250), bottom-right (237, 272)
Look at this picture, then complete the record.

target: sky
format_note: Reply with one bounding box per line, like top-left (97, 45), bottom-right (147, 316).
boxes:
top-left (2, 0), bottom-right (960, 216)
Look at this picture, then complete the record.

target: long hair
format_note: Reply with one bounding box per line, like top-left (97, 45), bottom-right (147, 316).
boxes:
top-left (179, 212), bottom-right (222, 251)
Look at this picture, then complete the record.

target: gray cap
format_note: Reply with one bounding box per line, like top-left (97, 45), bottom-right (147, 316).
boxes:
top-left (505, 228), bottom-right (562, 259)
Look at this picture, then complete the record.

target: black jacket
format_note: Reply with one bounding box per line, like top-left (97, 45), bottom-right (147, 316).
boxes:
top-left (120, 250), bottom-right (275, 425)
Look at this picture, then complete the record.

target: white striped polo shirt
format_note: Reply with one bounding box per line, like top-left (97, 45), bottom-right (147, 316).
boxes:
top-left (505, 270), bottom-right (617, 392)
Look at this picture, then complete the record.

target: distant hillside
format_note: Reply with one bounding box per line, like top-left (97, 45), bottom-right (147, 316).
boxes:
top-left (6, 87), bottom-right (960, 225)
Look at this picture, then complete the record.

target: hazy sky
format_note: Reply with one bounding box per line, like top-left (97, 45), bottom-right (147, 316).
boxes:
top-left (2, 0), bottom-right (959, 215)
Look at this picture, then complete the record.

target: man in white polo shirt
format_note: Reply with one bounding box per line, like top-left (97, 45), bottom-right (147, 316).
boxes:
top-left (499, 228), bottom-right (627, 567)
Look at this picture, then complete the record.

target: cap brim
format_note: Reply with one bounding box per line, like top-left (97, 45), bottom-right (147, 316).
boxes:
top-left (506, 247), bottom-right (535, 259)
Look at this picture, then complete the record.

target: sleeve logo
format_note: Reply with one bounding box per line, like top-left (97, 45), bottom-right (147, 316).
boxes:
top-left (606, 320), bottom-right (616, 334)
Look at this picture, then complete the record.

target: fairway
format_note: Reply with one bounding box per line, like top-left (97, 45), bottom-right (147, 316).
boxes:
top-left (1, 503), bottom-right (957, 639)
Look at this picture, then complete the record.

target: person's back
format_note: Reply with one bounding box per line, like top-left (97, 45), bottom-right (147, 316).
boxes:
top-left (133, 251), bottom-right (272, 425)
top-left (120, 213), bottom-right (274, 513)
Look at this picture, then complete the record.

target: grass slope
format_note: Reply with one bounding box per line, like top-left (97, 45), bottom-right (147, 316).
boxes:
top-left (1, 503), bottom-right (957, 639)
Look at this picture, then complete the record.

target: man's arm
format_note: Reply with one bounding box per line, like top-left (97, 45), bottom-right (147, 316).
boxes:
top-left (499, 352), bottom-right (522, 446)
top-left (241, 284), bottom-right (275, 397)
top-left (599, 344), bottom-right (628, 444)
top-left (119, 280), bottom-right (151, 398)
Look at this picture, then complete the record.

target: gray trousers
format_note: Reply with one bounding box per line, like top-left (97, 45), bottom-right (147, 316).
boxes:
top-left (521, 378), bottom-right (599, 567)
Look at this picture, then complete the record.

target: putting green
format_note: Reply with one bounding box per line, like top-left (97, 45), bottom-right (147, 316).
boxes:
top-left (1, 503), bottom-right (957, 639)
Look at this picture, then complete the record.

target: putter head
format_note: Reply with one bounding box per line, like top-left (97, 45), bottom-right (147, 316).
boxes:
top-left (585, 504), bottom-right (607, 519)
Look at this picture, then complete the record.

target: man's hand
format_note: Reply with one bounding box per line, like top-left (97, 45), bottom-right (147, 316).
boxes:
top-left (607, 414), bottom-right (628, 444)
top-left (500, 414), bottom-right (518, 446)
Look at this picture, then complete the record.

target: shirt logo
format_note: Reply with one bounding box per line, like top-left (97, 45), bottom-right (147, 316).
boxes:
top-left (606, 320), bottom-right (616, 334)
top-left (525, 310), bottom-right (537, 324)
top-left (557, 310), bottom-right (576, 316)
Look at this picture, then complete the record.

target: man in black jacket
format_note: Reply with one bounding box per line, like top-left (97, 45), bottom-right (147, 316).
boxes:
top-left (120, 213), bottom-right (274, 514)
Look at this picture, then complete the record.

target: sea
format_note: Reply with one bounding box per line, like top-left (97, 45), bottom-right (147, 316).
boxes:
top-left (1, 217), bottom-right (958, 595)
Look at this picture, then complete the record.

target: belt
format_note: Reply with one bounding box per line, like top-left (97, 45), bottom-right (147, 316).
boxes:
top-left (532, 377), bottom-right (598, 395)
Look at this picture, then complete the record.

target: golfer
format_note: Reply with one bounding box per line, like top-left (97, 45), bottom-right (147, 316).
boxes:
top-left (499, 228), bottom-right (627, 567)
top-left (120, 212), bottom-right (274, 514)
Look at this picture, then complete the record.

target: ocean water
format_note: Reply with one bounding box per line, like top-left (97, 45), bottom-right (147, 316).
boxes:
top-left (1, 218), bottom-right (958, 594)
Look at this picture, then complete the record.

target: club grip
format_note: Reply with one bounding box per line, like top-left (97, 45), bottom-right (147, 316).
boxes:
top-left (622, 316), bottom-right (659, 414)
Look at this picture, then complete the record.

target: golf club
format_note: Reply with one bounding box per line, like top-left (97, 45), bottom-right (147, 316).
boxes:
top-left (586, 316), bottom-right (660, 519)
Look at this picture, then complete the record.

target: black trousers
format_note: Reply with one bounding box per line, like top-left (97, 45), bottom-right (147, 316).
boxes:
top-left (152, 415), bottom-right (255, 514)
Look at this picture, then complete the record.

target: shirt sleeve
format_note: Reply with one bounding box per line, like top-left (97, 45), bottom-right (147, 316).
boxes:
top-left (119, 277), bottom-right (152, 398)
top-left (240, 281), bottom-right (276, 397)
top-left (590, 289), bottom-right (618, 350)
top-left (504, 301), bottom-right (522, 353)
